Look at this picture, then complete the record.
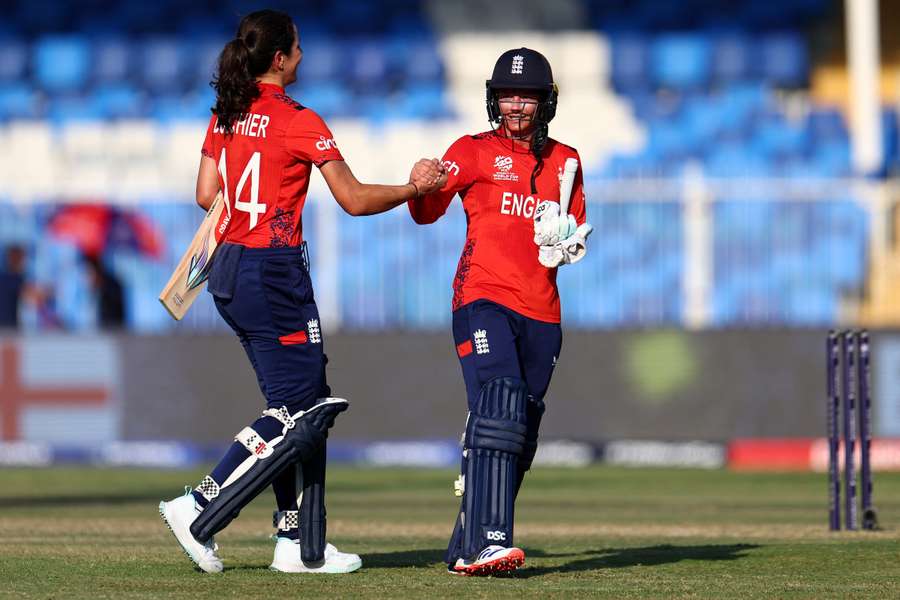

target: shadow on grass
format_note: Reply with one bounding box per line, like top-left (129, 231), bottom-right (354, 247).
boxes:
top-left (362, 544), bottom-right (760, 574)
top-left (516, 543), bottom-right (761, 577)
top-left (0, 492), bottom-right (175, 508)
top-left (363, 548), bottom-right (447, 569)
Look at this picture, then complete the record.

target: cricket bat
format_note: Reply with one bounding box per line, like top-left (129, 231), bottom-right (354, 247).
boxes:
top-left (159, 192), bottom-right (229, 320)
top-left (559, 157), bottom-right (578, 216)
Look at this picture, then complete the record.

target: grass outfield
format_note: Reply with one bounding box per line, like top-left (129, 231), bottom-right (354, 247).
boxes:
top-left (1, 466), bottom-right (898, 599)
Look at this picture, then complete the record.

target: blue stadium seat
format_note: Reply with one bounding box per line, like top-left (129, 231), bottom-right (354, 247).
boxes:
top-left (0, 84), bottom-right (39, 120)
top-left (298, 82), bottom-right (353, 118)
top-left (711, 32), bottom-right (751, 83)
top-left (404, 38), bottom-right (444, 84)
top-left (34, 36), bottom-right (91, 93)
top-left (391, 83), bottom-right (448, 120)
top-left (300, 37), bottom-right (343, 84)
top-left (193, 37), bottom-right (229, 89)
top-left (47, 94), bottom-right (104, 123)
top-left (151, 88), bottom-right (214, 122)
top-left (346, 38), bottom-right (389, 92)
top-left (92, 38), bottom-right (132, 85)
top-left (0, 38), bottom-right (27, 83)
top-left (760, 32), bottom-right (808, 87)
top-left (651, 34), bottom-right (711, 90)
top-left (610, 33), bottom-right (650, 93)
top-left (140, 38), bottom-right (191, 92)
top-left (92, 84), bottom-right (144, 119)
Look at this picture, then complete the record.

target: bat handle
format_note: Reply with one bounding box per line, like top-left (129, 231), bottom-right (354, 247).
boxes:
top-left (559, 158), bottom-right (579, 216)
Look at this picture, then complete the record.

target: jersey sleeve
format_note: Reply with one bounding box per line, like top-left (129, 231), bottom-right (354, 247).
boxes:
top-left (285, 109), bottom-right (344, 167)
top-left (201, 115), bottom-right (216, 159)
top-left (408, 136), bottom-right (478, 224)
top-left (570, 151), bottom-right (587, 226)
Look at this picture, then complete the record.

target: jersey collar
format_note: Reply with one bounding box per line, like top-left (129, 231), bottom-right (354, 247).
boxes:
top-left (258, 82), bottom-right (285, 95)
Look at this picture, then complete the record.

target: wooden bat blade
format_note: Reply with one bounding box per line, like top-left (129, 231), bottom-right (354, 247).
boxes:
top-left (158, 192), bottom-right (227, 320)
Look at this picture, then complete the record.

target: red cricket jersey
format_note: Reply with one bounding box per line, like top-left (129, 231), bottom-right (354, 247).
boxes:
top-left (201, 82), bottom-right (344, 247)
top-left (408, 131), bottom-right (587, 323)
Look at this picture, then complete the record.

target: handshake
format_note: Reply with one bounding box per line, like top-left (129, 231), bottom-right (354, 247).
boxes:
top-left (533, 200), bottom-right (593, 268)
top-left (408, 158), bottom-right (448, 197)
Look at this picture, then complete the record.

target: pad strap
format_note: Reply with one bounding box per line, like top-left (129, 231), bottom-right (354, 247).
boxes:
top-left (236, 427), bottom-right (274, 458)
top-left (196, 475), bottom-right (220, 501)
top-left (263, 406), bottom-right (296, 430)
top-left (273, 510), bottom-right (299, 531)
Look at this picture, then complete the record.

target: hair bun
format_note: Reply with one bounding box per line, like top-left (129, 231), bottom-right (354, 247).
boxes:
top-left (243, 30), bottom-right (258, 48)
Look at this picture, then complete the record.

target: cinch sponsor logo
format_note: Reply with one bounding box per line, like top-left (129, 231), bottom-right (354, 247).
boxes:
top-left (315, 136), bottom-right (338, 151)
top-left (499, 192), bottom-right (542, 219)
top-left (442, 160), bottom-right (460, 176)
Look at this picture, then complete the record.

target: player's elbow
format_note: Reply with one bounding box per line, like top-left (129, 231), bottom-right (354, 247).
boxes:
top-left (196, 193), bottom-right (214, 211)
top-left (339, 196), bottom-right (367, 217)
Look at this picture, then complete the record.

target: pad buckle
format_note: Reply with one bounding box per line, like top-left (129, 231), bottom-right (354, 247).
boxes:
top-left (453, 474), bottom-right (465, 497)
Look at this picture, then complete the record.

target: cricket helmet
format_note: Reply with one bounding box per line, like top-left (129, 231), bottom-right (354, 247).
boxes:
top-left (485, 47), bottom-right (558, 125)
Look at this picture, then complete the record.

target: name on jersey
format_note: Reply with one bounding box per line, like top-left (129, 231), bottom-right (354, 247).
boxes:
top-left (213, 113), bottom-right (270, 138)
top-left (500, 192), bottom-right (542, 219)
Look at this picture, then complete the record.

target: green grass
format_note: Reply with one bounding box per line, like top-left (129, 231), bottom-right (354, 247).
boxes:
top-left (1, 466), bottom-right (898, 598)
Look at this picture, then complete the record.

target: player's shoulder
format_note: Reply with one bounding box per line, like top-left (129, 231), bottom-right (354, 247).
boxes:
top-left (447, 131), bottom-right (495, 153)
top-left (266, 90), bottom-right (307, 113)
top-left (546, 137), bottom-right (579, 159)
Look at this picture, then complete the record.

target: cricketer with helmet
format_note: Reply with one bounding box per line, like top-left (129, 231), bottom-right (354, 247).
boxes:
top-left (408, 48), bottom-right (593, 575)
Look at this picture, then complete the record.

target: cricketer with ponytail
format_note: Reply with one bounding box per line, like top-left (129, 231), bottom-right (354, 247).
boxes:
top-left (158, 9), bottom-right (446, 574)
top-left (407, 48), bottom-right (593, 576)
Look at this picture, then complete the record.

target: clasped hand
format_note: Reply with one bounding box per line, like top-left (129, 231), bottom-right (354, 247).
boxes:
top-left (409, 158), bottom-right (448, 197)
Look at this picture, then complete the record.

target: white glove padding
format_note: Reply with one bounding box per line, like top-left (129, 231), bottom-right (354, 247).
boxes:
top-left (538, 243), bottom-right (565, 268)
top-left (558, 223), bottom-right (594, 265)
top-left (533, 201), bottom-right (577, 246)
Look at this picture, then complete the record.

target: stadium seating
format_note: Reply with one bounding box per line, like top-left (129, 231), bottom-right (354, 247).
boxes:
top-left (0, 0), bottom-right (880, 330)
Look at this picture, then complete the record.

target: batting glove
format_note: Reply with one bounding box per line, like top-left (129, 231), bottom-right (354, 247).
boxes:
top-left (538, 244), bottom-right (565, 268)
top-left (533, 201), bottom-right (577, 246)
top-left (558, 223), bottom-right (594, 265)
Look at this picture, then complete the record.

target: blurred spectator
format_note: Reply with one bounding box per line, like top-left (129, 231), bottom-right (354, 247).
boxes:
top-left (84, 256), bottom-right (125, 329)
top-left (0, 245), bottom-right (26, 329)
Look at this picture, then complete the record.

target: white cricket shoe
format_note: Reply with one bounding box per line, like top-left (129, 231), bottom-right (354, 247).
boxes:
top-left (158, 490), bottom-right (223, 573)
top-left (270, 537), bottom-right (362, 573)
top-left (452, 545), bottom-right (525, 576)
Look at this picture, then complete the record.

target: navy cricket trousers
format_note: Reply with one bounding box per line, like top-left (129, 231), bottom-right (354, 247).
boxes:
top-left (452, 299), bottom-right (562, 409)
top-left (210, 243), bottom-right (328, 414)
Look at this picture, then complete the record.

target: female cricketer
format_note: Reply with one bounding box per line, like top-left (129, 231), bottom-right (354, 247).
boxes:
top-left (408, 47), bottom-right (593, 576)
top-left (159, 9), bottom-right (445, 574)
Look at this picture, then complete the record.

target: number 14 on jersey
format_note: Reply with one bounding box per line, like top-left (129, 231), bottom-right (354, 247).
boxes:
top-left (218, 148), bottom-right (266, 229)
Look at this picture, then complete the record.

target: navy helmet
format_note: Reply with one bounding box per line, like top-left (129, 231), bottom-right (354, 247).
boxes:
top-left (485, 48), bottom-right (558, 125)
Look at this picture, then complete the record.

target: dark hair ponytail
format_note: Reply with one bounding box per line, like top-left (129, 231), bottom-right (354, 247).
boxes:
top-left (212, 9), bottom-right (296, 134)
